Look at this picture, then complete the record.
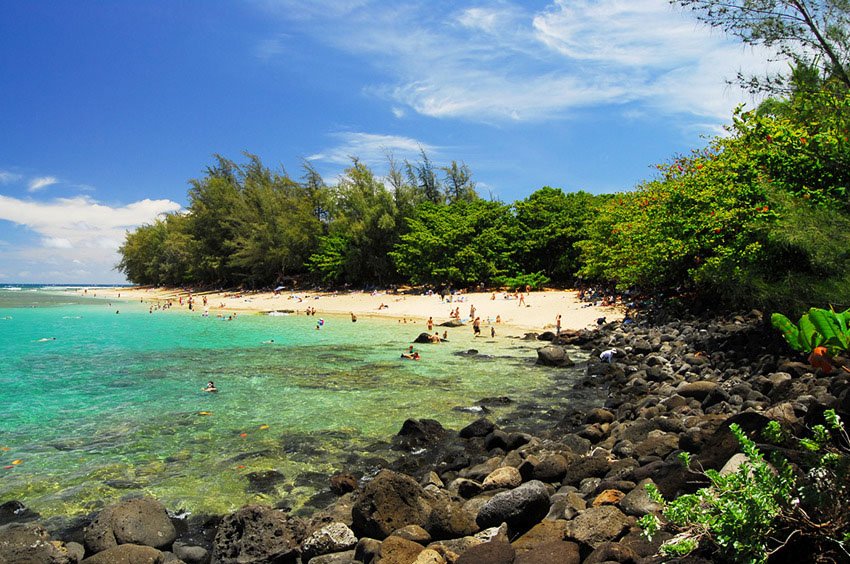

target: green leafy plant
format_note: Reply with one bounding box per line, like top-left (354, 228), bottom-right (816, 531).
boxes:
top-left (771, 307), bottom-right (850, 354)
top-left (641, 414), bottom-right (850, 562)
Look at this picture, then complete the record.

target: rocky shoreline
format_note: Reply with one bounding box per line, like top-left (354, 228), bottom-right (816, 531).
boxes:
top-left (3, 310), bottom-right (847, 563)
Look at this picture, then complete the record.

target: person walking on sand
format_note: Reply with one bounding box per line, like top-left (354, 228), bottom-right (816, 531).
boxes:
top-left (519, 293), bottom-right (525, 307)
top-left (556, 314), bottom-right (562, 336)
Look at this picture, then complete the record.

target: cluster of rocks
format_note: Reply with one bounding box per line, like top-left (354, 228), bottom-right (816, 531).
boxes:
top-left (3, 310), bottom-right (848, 563)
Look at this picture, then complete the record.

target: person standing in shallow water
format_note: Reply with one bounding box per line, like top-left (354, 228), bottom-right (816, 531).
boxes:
top-left (473, 316), bottom-right (481, 336)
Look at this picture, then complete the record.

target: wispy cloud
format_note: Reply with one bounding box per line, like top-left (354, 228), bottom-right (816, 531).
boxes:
top-left (256, 0), bottom-right (775, 124)
top-left (28, 176), bottom-right (59, 192)
top-left (0, 170), bottom-right (22, 184)
top-left (308, 132), bottom-right (439, 168)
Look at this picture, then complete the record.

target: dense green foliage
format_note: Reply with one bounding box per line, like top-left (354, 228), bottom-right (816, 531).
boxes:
top-left (641, 412), bottom-right (850, 562)
top-left (117, 152), bottom-right (604, 289)
top-left (578, 88), bottom-right (850, 313)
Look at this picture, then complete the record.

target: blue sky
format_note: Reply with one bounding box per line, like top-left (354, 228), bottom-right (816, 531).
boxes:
top-left (0, 0), bottom-right (775, 283)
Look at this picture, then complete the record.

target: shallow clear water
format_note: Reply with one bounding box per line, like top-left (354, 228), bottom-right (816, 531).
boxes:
top-left (0, 286), bottom-right (590, 518)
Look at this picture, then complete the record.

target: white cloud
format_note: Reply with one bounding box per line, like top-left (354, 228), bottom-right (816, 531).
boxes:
top-left (308, 132), bottom-right (439, 168)
top-left (391, 106), bottom-right (406, 118)
top-left (28, 176), bottom-right (59, 192)
top-left (0, 170), bottom-right (22, 184)
top-left (42, 237), bottom-right (73, 249)
top-left (257, 0), bottom-right (777, 124)
top-left (0, 195), bottom-right (182, 282)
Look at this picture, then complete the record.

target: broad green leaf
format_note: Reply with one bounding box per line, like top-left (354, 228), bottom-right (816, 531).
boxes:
top-left (807, 308), bottom-right (848, 353)
top-left (798, 315), bottom-right (824, 351)
top-left (770, 313), bottom-right (803, 352)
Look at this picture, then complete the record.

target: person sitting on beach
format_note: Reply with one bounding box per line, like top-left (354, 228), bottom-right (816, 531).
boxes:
top-left (202, 381), bottom-right (218, 393)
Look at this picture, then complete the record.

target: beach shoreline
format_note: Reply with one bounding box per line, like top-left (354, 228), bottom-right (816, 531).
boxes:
top-left (81, 286), bottom-right (624, 335)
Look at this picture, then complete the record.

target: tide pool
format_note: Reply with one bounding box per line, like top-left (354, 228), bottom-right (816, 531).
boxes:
top-left (0, 287), bottom-right (592, 518)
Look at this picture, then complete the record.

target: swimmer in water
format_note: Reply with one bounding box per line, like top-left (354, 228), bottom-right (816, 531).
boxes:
top-left (262, 339), bottom-right (275, 344)
top-left (202, 381), bottom-right (218, 393)
top-left (36, 337), bottom-right (57, 342)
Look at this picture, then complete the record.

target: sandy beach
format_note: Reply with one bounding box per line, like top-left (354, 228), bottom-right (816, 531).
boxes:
top-left (85, 286), bottom-right (623, 335)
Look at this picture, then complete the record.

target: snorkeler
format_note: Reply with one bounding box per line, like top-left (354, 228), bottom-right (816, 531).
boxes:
top-left (202, 381), bottom-right (218, 393)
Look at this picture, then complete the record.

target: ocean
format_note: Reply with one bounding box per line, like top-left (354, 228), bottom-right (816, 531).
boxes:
top-left (0, 285), bottom-right (592, 519)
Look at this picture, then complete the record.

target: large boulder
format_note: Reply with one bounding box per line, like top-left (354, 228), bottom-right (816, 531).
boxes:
top-left (351, 470), bottom-right (433, 539)
top-left (84, 497), bottom-right (176, 554)
top-left (414, 332), bottom-right (434, 344)
top-left (377, 535), bottom-right (427, 564)
top-left (301, 522), bottom-right (357, 562)
top-left (620, 479), bottom-right (664, 517)
top-left (393, 419), bottom-right (448, 450)
top-left (564, 505), bottom-right (631, 549)
top-left (514, 541), bottom-right (580, 564)
top-left (211, 504), bottom-right (305, 564)
top-left (482, 467), bottom-right (522, 490)
top-left (532, 454), bottom-right (568, 483)
top-left (80, 543), bottom-right (163, 563)
top-left (475, 480), bottom-right (550, 533)
top-left (455, 539), bottom-right (515, 564)
top-left (0, 500), bottom-right (39, 526)
top-left (0, 522), bottom-right (78, 564)
top-left (459, 419), bottom-right (495, 439)
top-left (425, 498), bottom-right (480, 540)
top-left (535, 345), bottom-right (575, 367)
top-left (695, 412), bottom-right (771, 470)
top-left (439, 319), bottom-right (464, 327)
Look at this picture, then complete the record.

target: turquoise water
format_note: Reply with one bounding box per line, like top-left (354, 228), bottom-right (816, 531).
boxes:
top-left (0, 286), bottom-right (590, 518)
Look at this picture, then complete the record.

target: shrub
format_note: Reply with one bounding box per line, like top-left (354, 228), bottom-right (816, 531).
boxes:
top-left (640, 412), bottom-right (850, 562)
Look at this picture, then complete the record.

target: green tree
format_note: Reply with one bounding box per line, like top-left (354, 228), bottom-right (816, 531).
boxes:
top-left (186, 156), bottom-right (243, 285)
top-left (116, 220), bottom-right (168, 285)
top-left (308, 159), bottom-right (400, 285)
top-left (513, 187), bottom-right (602, 283)
top-left (406, 148), bottom-right (443, 204)
top-left (441, 160), bottom-right (478, 204)
top-left (390, 200), bottom-right (518, 285)
top-left (227, 155), bottom-right (321, 287)
top-left (674, 0), bottom-right (850, 92)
